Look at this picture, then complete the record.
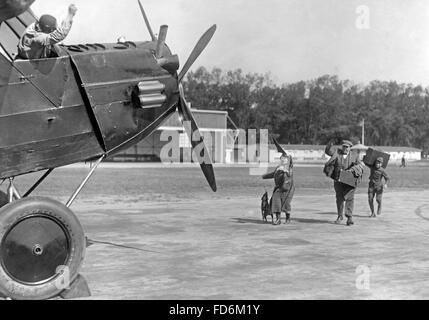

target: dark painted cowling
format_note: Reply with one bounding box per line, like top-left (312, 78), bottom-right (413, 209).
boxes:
top-left (63, 42), bottom-right (180, 155)
top-left (0, 41), bottom-right (180, 179)
top-left (0, 0), bottom-right (216, 191)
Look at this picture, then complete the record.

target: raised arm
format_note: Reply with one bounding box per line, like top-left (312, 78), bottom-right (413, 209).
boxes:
top-left (287, 155), bottom-right (294, 176)
top-left (34, 4), bottom-right (78, 46)
top-left (262, 171), bottom-right (275, 180)
top-left (362, 155), bottom-right (372, 168)
top-left (323, 152), bottom-right (338, 178)
top-left (325, 152), bottom-right (338, 167)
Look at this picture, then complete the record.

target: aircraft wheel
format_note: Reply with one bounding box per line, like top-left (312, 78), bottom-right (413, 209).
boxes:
top-left (0, 197), bottom-right (86, 300)
top-left (0, 191), bottom-right (7, 209)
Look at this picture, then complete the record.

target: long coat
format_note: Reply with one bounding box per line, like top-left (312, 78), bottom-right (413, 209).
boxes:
top-left (262, 155), bottom-right (295, 214)
top-left (324, 150), bottom-right (364, 217)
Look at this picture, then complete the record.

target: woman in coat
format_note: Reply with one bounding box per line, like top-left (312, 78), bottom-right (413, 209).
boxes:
top-left (263, 153), bottom-right (295, 225)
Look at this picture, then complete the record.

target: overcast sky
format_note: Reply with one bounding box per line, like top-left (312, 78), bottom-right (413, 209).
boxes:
top-left (30, 0), bottom-right (429, 86)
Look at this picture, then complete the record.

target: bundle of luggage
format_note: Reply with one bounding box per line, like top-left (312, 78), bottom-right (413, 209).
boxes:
top-left (323, 143), bottom-right (390, 187)
top-left (363, 148), bottom-right (390, 168)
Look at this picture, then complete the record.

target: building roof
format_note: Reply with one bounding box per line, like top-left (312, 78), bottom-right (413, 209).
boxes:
top-left (373, 146), bottom-right (422, 152)
top-left (160, 109), bottom-right (227, 130)
top-left (269, 144), bottom-right (422, 152)
top-left (269, 144), bottom-right (325, 151)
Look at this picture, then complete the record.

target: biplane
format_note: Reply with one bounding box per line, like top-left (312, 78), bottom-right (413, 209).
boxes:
top-left (0, 0), bottom-right (217, 299)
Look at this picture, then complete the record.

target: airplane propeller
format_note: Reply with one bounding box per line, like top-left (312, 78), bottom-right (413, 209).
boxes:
top-left (178, 25), bottom-right (217, 82)
top-left (137, 0), bottom-right (156, 41)
top-left (175, 24), bottom-right (217, 192)
top-left (177, 83), bottom-right (217, 192)
top-left (137, 0), bottom-right (217, 192)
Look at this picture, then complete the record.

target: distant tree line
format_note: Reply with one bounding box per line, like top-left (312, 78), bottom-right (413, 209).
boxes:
top-left (183, 67), bottom-right (429, 153)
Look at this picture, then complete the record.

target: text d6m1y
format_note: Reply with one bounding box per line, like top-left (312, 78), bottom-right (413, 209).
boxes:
top-left (213, 305), bottom-right (260, 315)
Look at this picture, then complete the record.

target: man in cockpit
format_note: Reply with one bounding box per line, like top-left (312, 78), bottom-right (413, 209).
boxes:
top-left (17, 4), bottom-right (78, 59)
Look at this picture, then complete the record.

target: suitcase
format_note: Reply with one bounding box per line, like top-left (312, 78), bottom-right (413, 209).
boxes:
top-left (364, 148), bottom-right (390, 168)
top-left (337, 170), bottom-right (358, 187)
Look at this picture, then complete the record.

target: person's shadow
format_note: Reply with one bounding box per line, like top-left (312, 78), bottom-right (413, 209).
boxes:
top-left (231, 218), bottom-right (271, 225)
top-left (232, 211), bottom-right (371, 225)
top-left (232, 217), bottom-right (336, 225)
top-left (315, 212), bottom-right (370, 219)
top-left (314, 211), bottom-right (337, 216)
top-left (292, 217), bottom-right (335, 225)
top-left (314, 211), bottom-right (373, 219)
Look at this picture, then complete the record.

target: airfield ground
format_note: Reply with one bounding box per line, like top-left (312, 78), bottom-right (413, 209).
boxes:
top-left (2, 163), bottom-right (429, 299)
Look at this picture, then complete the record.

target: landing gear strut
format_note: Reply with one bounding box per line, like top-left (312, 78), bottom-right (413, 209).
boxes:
top-left (0, 156), bottom-right (105, 300)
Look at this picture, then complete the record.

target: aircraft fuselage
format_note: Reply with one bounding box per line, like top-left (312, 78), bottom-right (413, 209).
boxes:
top-left (0, 42), bottom-right (180, 179)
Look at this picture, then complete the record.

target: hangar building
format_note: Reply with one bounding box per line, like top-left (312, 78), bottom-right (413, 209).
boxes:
top-left (110, 109), bottom-right (233, 163)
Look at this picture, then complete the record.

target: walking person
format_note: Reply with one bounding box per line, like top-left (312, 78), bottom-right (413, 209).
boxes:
top-left (367, 157), bottom-right (390, 217)
top-left (262, 152), bottom-right (295, 225)
top-left (400, 156), bottom-right (406, 168)
top-left (324, 140), bottom-right (364, 226)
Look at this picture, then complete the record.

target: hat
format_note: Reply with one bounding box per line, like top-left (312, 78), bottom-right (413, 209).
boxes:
top-left (38, 14), bottom-right (57, 33)
top-left (342, 140), bottom-right (353, 147)
top-left (376, 157), bottom-right (384, 163)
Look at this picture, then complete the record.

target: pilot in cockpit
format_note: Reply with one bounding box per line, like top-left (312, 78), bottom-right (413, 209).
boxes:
top-left (17, 4), bottom-right (78, 60)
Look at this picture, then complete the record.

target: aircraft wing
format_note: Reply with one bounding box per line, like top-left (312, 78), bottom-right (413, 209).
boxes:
top-left (0, 8), bottom-right (37, 60)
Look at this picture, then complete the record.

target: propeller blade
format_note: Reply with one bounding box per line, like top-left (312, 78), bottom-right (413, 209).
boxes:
top-left (137, 0), bottom-right (156, 41)
top-left (178, 24), bottom-right (217, 82)
top-left (178, 84), bottom-right (217, 192)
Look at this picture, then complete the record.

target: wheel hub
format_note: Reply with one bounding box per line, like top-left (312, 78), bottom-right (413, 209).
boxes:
top-left (1, 215), bottom-right (70, 285)
top-left (32, 244), bottom-right (44, 256)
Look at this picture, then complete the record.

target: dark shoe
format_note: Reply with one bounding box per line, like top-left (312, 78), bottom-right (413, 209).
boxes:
top-left (285, 213), bottom-right (291, 224)
top-left (370, 213), bottom-right (376, 218)
top-left (335, 216), bottom-right (344, 224)
top-left (346, 217), bottom-right (354, 226)
top-left (273, 214), bottom-right (281, 225)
